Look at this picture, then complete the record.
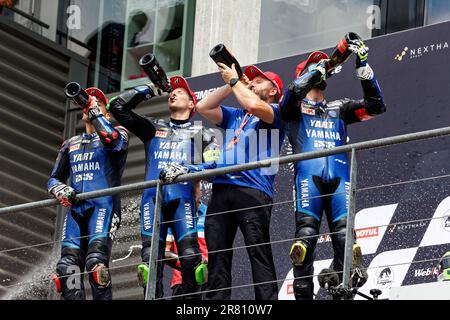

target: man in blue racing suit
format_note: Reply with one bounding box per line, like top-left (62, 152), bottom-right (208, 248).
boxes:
top-left (108, 76), bottom-right (219, 299)
top-left (48, 88), bottom-right (128, 300)
top-left (280, 39), bottom-right (386, 299)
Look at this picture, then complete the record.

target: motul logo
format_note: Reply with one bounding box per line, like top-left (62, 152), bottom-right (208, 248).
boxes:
top-left (355, 227), bottom-right (379, 239)
top-left (287, 284), bottom-right (294, 294)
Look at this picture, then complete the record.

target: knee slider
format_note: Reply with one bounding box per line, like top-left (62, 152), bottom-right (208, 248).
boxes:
top-left (194, 261), bottom-right (208, 285)
top-left (86, 252), bottom-right (110, 288)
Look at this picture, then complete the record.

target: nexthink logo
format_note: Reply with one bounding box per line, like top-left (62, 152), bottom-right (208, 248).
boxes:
top-left (395, 42), bottom-right (449, 61)
top-left (394, 47), bottom-right (409, 61)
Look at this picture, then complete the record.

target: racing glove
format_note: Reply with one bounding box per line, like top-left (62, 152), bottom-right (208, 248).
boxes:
top-left (347, 39), bottom-right (374, 80)
top-left (307, 59), bottom-right (328, 82)
top-left (146, 82), bottom-right (165, 97)
top-left (347, 38), bottom-right (369, 66)
top-left (50, 183), bottom-right (77, 207)
top-left (84, 96), bottom-right (103, 120)
top-left (159, 163), bottom-right (190, 183)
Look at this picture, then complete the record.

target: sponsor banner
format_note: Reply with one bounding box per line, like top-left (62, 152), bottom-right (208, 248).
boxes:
top-left (354, 248), bottom-right (418, 300)
top-left (181, 21), bottom-right (450, 299)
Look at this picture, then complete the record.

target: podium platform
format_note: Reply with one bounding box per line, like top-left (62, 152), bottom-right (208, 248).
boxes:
top-left (389, 282), bottom-right (450, 300)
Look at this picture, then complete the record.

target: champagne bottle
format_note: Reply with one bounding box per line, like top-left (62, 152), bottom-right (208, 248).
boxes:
top-left (328, 32), bottom-right (363, 70)
top-left (139, 53), bottom-right (172, 93)
top-left (209, 44), bottom-right (243, 79)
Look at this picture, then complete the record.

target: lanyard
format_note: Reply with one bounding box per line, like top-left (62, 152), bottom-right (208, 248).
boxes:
top-left (226, 112), bottom-right (253, 151)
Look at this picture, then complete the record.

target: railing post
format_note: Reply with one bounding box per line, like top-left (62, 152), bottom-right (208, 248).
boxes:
top-left (145, 182), bottom-right (162, 300)
top-left (342, 148), bottom-right (358, 292)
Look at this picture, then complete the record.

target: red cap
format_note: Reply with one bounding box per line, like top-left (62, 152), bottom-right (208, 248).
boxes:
top-left (244, 65), bottom-right (283, 96)
top-left (294, 51), bottom-right (329, 79)
top-left (85, 87), bottom-right (109, 105)
top-left (170, 76), bottom-right (197, 118)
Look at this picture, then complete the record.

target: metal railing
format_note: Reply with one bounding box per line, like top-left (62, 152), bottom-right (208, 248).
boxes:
top-left (2, 126), bottom-right (450, 299)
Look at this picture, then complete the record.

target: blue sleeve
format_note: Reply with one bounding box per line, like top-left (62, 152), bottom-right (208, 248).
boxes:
top-left (270, 103), bottom-right (283, 129)
top-left (218, 105), bottom-right (237, 129)
top-left (187, 161), bottom-right (217, 173)
top-left (90, 115), bottom-right (129, 151)
top-left (198, 203), bottom-right (207, 217)
top-left (47, 140), bottom-right (70, 193)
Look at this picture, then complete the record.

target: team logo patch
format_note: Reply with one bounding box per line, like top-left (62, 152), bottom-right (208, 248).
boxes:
top-left (69, 144), bottom-right (80, 152)
top-left (375, 267), bottom-right (394, 289)
top-left (155, 131), bottom-right (168, 138)
top-left (442, 212), bottom-right (450, 232)
top-left (301, 106), bottom-right (315, 115)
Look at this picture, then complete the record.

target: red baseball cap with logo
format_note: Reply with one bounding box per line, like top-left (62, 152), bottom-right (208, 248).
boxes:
top-left (85, 87), bottom-right (109, 105)
top-left (170, 76), bottom-right (197, 117)
top-left (294, 51), bottom-right (329, 79)
top-left (244, 65), bottom-right (283, 97)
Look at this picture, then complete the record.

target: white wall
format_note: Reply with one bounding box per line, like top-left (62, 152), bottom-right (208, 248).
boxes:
top-left (191, 0), bottom-right (261, 77)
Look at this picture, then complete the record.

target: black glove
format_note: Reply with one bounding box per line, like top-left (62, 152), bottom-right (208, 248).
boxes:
top-left (347, 38), bottom-right (369, 66)
top-left (84, 96), bottom-right (103, 120)
top-left (159, 163), bottom-right (190, 183)
top-left (306, 59), bottom-right (328, 81)
top-left (50, 183), bottom-right (77, 207)
top-left (146, 82), bottom-right (164, 97)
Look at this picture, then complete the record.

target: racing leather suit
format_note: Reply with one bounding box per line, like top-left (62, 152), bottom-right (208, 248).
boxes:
top-left (280, 61), bottom-right (386, 300)
top-left (108, 85), bottom-right (218, 298)
top-left (48, 113), bottom-right (128, 300)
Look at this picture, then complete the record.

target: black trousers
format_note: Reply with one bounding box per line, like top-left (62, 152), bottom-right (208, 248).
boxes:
top-left (204, 184), bottom-right (278, 300)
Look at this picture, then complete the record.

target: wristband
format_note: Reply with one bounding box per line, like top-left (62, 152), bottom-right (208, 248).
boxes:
top-left (229, 78), bottom-right (239, 88)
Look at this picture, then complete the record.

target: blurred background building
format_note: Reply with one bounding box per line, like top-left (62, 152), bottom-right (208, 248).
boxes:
top-left (2, 0), bottom-right (450, 94)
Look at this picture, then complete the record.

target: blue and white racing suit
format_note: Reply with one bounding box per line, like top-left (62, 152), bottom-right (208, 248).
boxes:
top-left (108, 86), bottom-right (218, 298)
top-left (280, 60), bottom-right (386, 299)
top-left (48, 115), bottom-right (128, 300)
